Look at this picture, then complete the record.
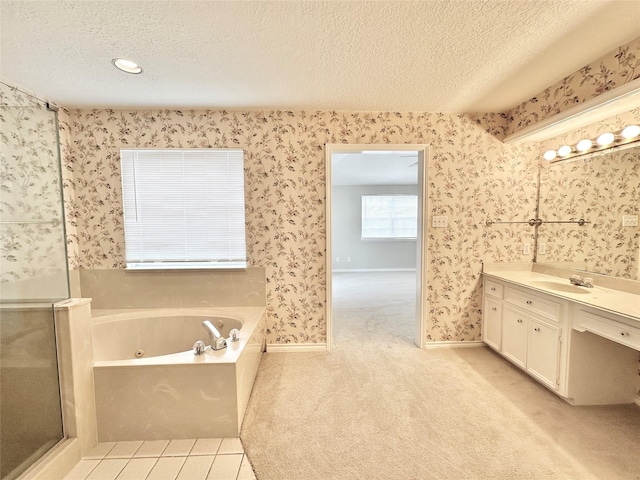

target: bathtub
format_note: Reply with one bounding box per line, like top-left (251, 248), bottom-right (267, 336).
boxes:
top-left (90, 307), bottom-right (266, 441)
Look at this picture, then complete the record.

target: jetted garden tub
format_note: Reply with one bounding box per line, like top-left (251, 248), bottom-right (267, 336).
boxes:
top-left (90, 307), bottom-right (266, 441)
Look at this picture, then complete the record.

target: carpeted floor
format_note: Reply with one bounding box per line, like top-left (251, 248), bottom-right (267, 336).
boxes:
top-left (241, 272), bottom-right (640, 479)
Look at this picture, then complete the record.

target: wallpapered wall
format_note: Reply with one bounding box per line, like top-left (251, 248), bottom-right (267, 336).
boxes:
top-left (6, 36), bottom-right (639, 344)
top-left (505, 36), bottom-right (640, 137)
top-left (537, 108), bottom-right (640, 280)
top-left (62, 110), bottom-right (538, 344)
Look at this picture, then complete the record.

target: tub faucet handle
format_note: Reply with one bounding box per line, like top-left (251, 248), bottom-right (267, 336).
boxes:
top-left (229, 328), bottom-right (240, 342)
top-left (193, 340), bottom-right (206, 355)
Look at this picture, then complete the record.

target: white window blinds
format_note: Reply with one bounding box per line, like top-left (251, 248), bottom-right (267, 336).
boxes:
top-left (120, 148), bottom-right (247, 269)
top-left (361, 194), bottom-right (418, 240)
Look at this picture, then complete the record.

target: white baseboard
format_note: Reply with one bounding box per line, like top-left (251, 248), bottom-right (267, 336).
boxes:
top-left (266, 343), bottom-right (328, 353)
top-left (423, 341), bottom-right (485, 349)
top-left (332, 268), bottom-right (417, 273)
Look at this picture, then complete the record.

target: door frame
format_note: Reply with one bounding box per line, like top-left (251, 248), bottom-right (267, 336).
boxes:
top-left (325, 143), bottom-right (429, 351)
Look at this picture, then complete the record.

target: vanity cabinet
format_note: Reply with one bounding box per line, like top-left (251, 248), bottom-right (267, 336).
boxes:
top-left (483, 278), bottom-right (568, 395)
top-left (483, 272), bottom-right (640, 405)
top-left (503, 309), bottom-right (561, 390)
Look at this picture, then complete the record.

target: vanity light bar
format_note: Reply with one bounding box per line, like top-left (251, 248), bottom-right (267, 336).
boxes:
top-left (543, 124), bottom-right (640, 162)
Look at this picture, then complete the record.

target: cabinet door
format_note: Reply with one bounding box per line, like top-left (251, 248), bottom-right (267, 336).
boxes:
top-left (483, 297), bottom-right (502, 351)
top-left (526, 318), bottom-right (561, 390)
top-left (502, 306), bottom-right (527, 368)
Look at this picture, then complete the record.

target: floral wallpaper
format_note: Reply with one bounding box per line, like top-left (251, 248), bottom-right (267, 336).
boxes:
top-left (6, 34), bottom-right (640, 343)
top-left (505, 36), bottom-right (640, 136)
top-left (64, 109), bottom-right (538, 344)
top-left (0, 82), bottom-right (68, 288)
top-left (57, 107), bottom-right (79, 271)
top-left (537, 108), bottom-right (640, 280)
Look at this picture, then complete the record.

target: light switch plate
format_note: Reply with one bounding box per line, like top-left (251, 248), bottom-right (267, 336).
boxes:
top-left (432, 216), bottom-right (448, 228)
top-left (538, 243), bottom-right (546, 255)
top-left (622, 215), bottom-right (638, 227)
top-left (523, 243), bottom-right (531, 255)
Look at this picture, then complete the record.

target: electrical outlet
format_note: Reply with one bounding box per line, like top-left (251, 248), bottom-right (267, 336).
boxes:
top-left (538, 243), bottom-right (546, 255)
top-left (523, 243), bottom-right (531, 255)
top-left (432, 216), bottom-right (448, 228)
top-left (622, 215), bottom-right (638, 227)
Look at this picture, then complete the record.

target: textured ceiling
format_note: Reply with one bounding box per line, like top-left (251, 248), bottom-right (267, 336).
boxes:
top-left (1, 1), bottom-right (639, 112)
top-left (332, 152), bottom-right (418, 186)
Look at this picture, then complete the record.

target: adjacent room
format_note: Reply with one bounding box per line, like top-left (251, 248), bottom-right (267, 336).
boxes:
top-left (330, 149), bottom-right (420, 349)
top-left (1, 1), bottom-right (639, 480)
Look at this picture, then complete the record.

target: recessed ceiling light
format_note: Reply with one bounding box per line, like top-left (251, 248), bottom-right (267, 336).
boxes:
top-left (112, 58), bottom-right (143, 74)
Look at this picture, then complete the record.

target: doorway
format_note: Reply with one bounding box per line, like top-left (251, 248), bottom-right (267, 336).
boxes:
top-left (325, 144), bottom-right (428, 350)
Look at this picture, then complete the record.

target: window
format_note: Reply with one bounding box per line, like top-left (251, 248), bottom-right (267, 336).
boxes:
top-left (361, 194), bottom-right (417, 240)
top-left (120, 148), bottom-right (246, 269)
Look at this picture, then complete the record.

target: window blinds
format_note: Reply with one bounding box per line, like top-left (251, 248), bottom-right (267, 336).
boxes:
top-left (120, 149), bottom-right (246, 269)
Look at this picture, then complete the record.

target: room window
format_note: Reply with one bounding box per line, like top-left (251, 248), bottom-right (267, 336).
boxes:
top-left (120, 148), bottom-right (246, 269)
top-left (361, 194), bottom-right (417, 240)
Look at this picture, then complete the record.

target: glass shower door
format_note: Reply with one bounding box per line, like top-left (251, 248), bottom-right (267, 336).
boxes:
top-left (0, 84), bottom-right (69, 480)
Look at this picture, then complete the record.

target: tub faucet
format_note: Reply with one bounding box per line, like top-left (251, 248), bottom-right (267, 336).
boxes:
top-left (202, 320), bottom-right (227, 350)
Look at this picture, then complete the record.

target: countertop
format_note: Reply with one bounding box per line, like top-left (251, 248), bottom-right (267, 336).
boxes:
top-left (483, 268), bottom-right (640, 322)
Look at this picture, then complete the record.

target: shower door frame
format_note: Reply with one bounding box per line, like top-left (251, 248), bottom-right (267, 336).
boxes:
top-left (0, 93), bottom-right (69, 480)
top-left (325, 143), bottom-right (429, 350)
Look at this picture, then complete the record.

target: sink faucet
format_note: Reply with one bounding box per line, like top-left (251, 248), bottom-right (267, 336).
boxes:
top-left (569, 275), bottom-right (593, 288)
top-left (202, 320), bottom-right (227, 350)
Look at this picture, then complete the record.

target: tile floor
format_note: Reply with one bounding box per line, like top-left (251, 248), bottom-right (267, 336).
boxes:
top-left (63, 438), bottom-right (255, 480)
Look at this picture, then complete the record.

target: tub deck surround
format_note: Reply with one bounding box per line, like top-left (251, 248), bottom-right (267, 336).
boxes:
top-left (91, 307), bottom-right (266, 442)
top-left (78, 268), bottom-right (267, 310)
top-left (482, 263), bottom-right (640, 321)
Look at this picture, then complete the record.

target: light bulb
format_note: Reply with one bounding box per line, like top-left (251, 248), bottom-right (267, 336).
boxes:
top-left (621, 125), bottom-right (640, 139)
top-left (543, 150), bottom-right (557, 161)
top-left (557, 145), bottom-right (572, 157)
top-left (596, 132), bottom-right (615, 146)
top-left (576, 139), bottom-right (593, 152)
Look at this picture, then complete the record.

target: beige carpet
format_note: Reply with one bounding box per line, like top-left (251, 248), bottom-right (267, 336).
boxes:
top-left (241, 272), bottom-right (640, 479)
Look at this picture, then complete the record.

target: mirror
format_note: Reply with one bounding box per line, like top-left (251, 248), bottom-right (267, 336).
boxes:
top-left (536, 144), bottom-right (640, 280)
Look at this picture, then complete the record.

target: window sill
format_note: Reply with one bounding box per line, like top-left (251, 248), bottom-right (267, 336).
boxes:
top-left (360, 238), bottom-right (417, 242)
top-left (125, 261), bottom-right (247, 271)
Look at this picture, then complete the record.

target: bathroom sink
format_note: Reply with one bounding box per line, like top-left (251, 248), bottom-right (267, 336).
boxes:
top-left (529, 281), bottom-right (593, 294)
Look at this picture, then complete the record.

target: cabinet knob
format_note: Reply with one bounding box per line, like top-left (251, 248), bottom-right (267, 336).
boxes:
top-left (491, 287), bottom-right (496, 291)
top-left (534, 327), bottom-right (541, 332)
top-left (517, 319), bottom-right (523, 324)
top-left (620, 331), bottom-right (629, 337)
top-left (492, 307), bottom-right (497, 311)
top-left (526, 300), bottom-right (532, 305)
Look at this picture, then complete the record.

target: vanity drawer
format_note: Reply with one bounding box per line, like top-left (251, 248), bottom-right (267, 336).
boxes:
top-left (574, 311), bottom-right (640, 351)
top-left (485, 280), bottom-right (504, 299)
top-left (505, 287), bottom-right (560, 321)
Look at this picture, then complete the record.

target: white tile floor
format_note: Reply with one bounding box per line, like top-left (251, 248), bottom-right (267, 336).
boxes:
top-left (64, 438), bottom-right (255, 480)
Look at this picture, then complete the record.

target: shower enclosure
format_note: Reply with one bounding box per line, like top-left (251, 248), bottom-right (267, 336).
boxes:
top-left (0, 83), bottom-right (69, 480)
